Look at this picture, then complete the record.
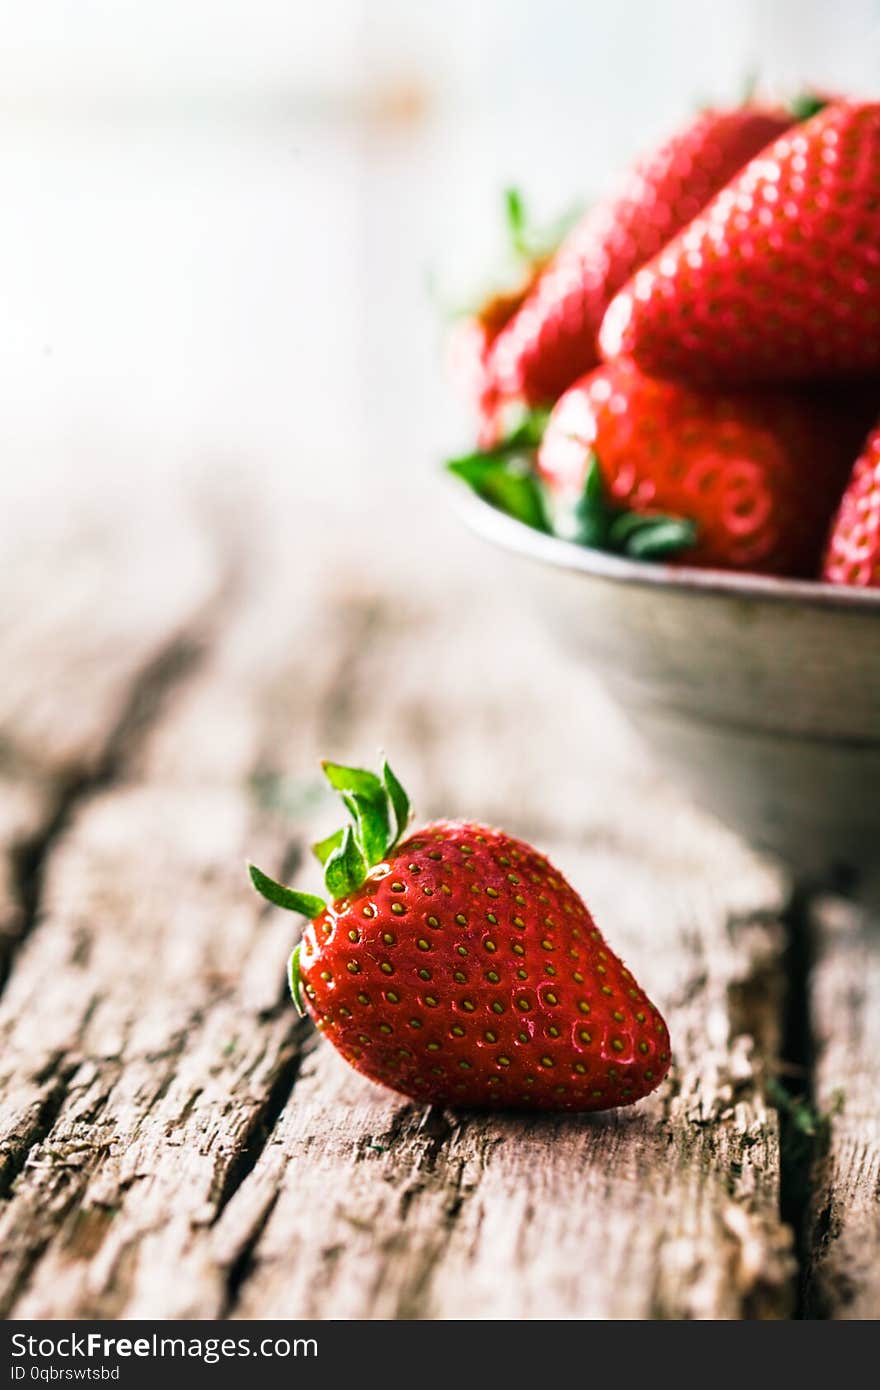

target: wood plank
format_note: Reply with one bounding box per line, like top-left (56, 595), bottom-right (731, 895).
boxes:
top-left (0, 514), bottom-right (795, 1318)
top-left (805, 896), bottom-right (880, 1319)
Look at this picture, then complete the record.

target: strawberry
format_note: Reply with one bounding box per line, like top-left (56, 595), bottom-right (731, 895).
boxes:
top-left (823, 419), bottom-right (880, 586)
top-left (537, 356), bottom-right (868, 575)
top-left (486, 105), bottom-right (793, 408)
top-left (600, 102), bottom-right (880, 385)
top-left (249, 758), bottom-right (670, 1112)
top-left (449, 281), bottom-right (539, 449)
top-left (449, 191), bottom-right (573, 447)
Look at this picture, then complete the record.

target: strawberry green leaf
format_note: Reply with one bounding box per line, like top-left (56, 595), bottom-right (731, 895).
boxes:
top-left (504, 186), bottom-right (529, 260)
top-left (503, 187), bottom-right (583, 264)
top-left (344, 790), bottom-right (390, 865)
top-left (287, 942), bottom-right (305, 1016)
top-left (569, 452), bottom-right (613, 547)
top-left (324, 825), bottom-right (366, 899)
top-left (448, 454), bottom-right (550, 532)
top-left (581, 451), bottom-right (604, 509)
top-left (382, 758), bottom-right (410, 845)
top-left (312, 828), bottom-right (344, 866)
top-left (248, 863), bottom-right (326, 919)
top-left (321, 761), bottom-right (384, 800)
top-left (607, 510), bottom-right (679, 548)
top-left (788, 91), bottom-right (827, 122)
top-left (564, 454), bottom-right (697, 561)
top-left (621, 517), bottom-right (698, 560)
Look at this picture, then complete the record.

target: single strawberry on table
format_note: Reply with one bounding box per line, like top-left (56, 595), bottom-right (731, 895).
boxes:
top-left (600, 101), bottom-right (880, 385)
top-left (823, 418), bottom-right (880, 587)
top-left (536, 356), bottom-right (872, 576)
top-left (249, 758), bottom-right (670, 1112)
top-left (485, 103), bottom-right (793, 408)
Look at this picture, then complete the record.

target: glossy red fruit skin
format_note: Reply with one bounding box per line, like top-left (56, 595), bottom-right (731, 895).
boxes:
top-left (538, 357), bottom-right (870, 576)
top-left (449, 271), bottom-right (549, 448)
top-left (600, 103), bottom-right (880, 385)
top-left (486, 107), bottom-right (792, 407)
top-left (823, 421), bottom-right (880, 586)
top-left (298, 821), bottom-right (670, 1112)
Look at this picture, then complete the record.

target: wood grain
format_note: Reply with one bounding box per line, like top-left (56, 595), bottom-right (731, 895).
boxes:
top-left (805, 896), bottom-right (880, 1319)
top-left (0, 497), bottom-right (220, 989)
top-left (0, 514), bottom-right (798, 1318)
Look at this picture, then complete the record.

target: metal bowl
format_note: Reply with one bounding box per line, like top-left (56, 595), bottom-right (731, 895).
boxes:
top-left (457, 490), bottom-right (880, 901)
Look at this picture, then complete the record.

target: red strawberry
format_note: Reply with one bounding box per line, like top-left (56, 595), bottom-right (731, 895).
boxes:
top-left (537, 356), bottom-right (868, 575)
top-left (449, 191), bottom-right (568, 446)
top-left (249, 758), bottom-right (670, 1112)
top-left (600, 102), bottom-right (880, 385)
top-left (486, 105), bottom-right (793, 407)
top-left (823, 419), bottom-right (880, 586)
top-left (449, 277), bottom-right (542, 448)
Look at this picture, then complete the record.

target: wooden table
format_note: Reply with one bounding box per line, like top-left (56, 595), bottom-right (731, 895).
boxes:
top-left (0, 487), bottom-right (877, 1320)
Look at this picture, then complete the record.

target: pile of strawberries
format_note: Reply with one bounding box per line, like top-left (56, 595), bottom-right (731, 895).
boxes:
top-left (450, 97), bottom-right (880, 587)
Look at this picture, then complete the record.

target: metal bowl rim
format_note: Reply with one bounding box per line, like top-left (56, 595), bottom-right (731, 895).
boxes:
top-left (454, 487), bottom-right (880, 615)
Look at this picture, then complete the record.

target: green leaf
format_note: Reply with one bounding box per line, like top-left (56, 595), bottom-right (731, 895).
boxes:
top-left (788, 92), bottom-right (827, 122)
top-left (382, 758), bottom-right (410, 846)
top-left (344, 791), bottom-right (390, 865)
top-left (509, 406), bottom-right (552, 450)
top-left (445, 409), bottom-right (550, 476)
top-left (504, 186), bottom-right (528, 259)
top-left (448, 454), bottom-right (550, 532)
top-left (622, 517), bottom-right (698, 560)
top-left (324, 825), bottom-right (366, 899)
top-left (569, 453), bottom-right (614, 547)
top-left (503, 186), bottom-right (583, 264)
top-left (248, 863), bottom-right (326, 919)
top-left (478, 466), bottom-right (549, 532)
top-left (288, 942), bottom-right (306, 1016)
top-left (321, 761), bottom-right (384, 799)
top-left (312, 828), bottom-right (344, 866)
top-left (607, 510), bottom-right (676, 548)
top-left (582, 452), bottom-right (605, 509)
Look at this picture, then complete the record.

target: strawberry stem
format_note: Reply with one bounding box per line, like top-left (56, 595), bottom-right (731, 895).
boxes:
top-left (248, 757), bottom-right (414, 913)
top-left (315, 757), bottom-right (412, 899)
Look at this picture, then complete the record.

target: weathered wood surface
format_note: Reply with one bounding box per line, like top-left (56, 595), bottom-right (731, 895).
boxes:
top-left (0, 498), bottom-right (873, 1319)
top-left (0, 497), bottom-right (219, 987)
top-left (805, 897), bottom-right (880, 1319)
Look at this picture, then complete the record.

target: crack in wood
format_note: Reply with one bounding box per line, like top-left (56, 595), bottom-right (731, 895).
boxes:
top-left (2, 634), bottom-right (207, 1000)
top-left (797, 893), bottom-right (880, 1319)
top-left (209, 1024), bottom-right (306, 1218)
top-left (0, 1061), bottom-right (79, 1203)
top-left (772, 886), bottom-right (823, 1319)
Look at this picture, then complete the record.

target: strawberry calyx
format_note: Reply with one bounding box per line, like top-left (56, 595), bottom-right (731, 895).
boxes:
top-left (247, 863), bottom-right (326, 920)
top-left (250, 757), bottom-right (411, 916)
top-left (565, 454), bottom-right (698, 561)
top-left (455, 189), bottom-right (583, 332)
top-left (503, 187), bottom-right (581, 267)
top-left (446, 408), bottom-right (551, 531)
top-left (787, 91), bottom-right (828, 122)
top-left (249, 756), bottom-right (412, 1016)
top-left (447, 419), bottom-right (697, 561)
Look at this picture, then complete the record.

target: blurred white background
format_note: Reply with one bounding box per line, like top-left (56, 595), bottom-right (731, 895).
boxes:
top-left (1, 0), bottom-right (879, 525)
